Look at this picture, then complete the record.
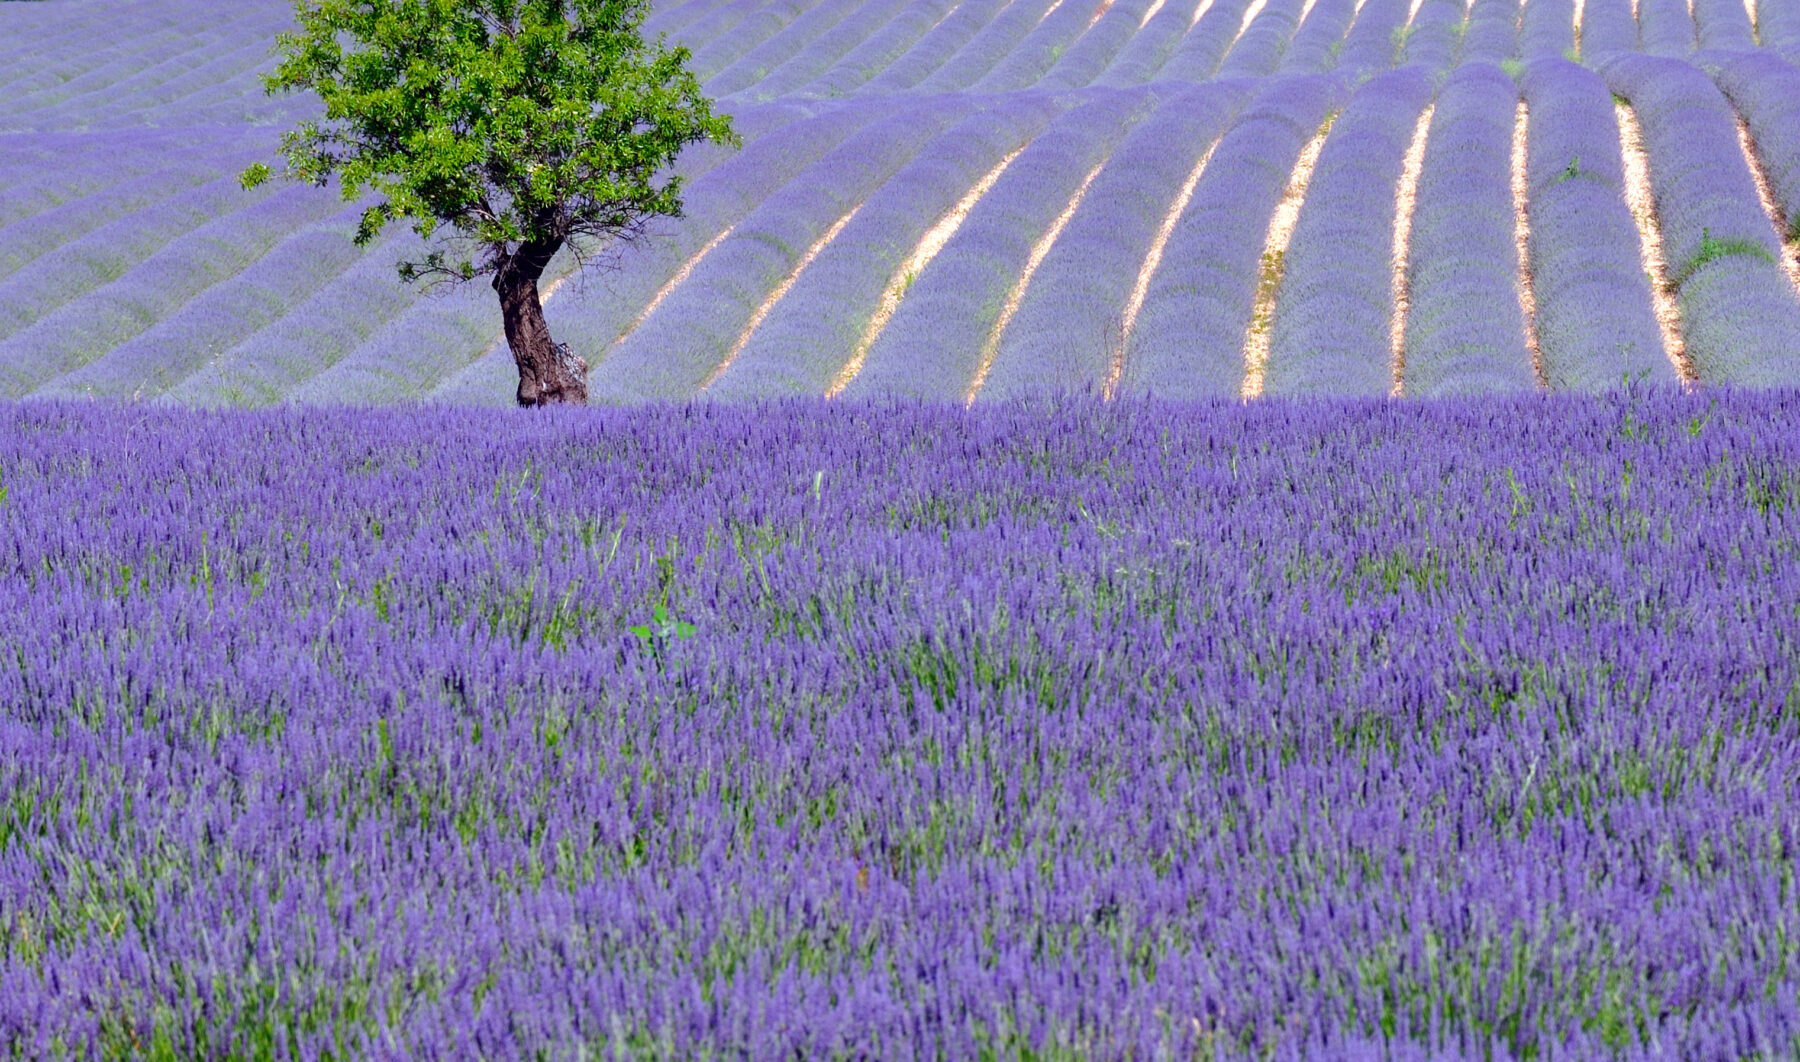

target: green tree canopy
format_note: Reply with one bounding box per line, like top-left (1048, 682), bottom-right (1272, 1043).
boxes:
top-left (246, 0), bottom-right (738, 405)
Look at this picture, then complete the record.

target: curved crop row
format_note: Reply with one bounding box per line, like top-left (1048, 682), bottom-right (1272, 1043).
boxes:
top-left (857, 0), bottom-right (1011, 93)
top-left (1519, 0), bottom-right (1576, 57)
top-left (1402, 63), bottom-right (1538, 396)
top-left (1604, 53), bottom-right (1800, 386)
top-left (1150, 0), bottom-right (1260, 80)
top-left (1218, 0), bottom-right (1311, 78)
top-left (970, 0), bottom-right (1117, 93)
top-left (35, 206), bottom-right (371, 401)
top-left (845, 88), bottom-right (1163, 400)
top-left (1124, 73), bottom-right (1349, 398)
top-left (708, 95), bottom-right (1061, 399)
top-left (589, 100), bottom-right (974, 403)
top-left (790, 0), bottom-right (959, 98)
top-left (0, 184), bottom-right (341, 398)
top-left (979, 81), bottom-right (1252, 399)
top-left (1398, 0), bottom-right (1465, 74)
top-left (1706, 52), bottom-right (1800, 247)
top-left (1277, 0), bottom-right (1359, 74)
top-left (1692, 0), bottom-right (1756, 48)
top-left (1577, 0), bottom-right (1640, 54)
top-left (0, 166), bottom-right (273, 342)
top-left (742, 0), bottom-right (924, 100)
top-left (1092, 0), bottom-right (1210, 85)
top-left (1635, 0), bottom-right (1697, 55)
top-left (1035, 0), bottom-right (1162, 91)
top-left (685, 0), bottom-right (812, 83)
top-left (1334, 0), bottom-right (1411, 73)
top-left (915, 0), bottom-right (1066, 93)
top-left (1459, 0), bottom-right (1521, 64)
top-left (705, 0), bottom-right (866, 98)
top-left (1264, 66), bottom-right (1435, 396)
top-left (1517, 58), bottom-right (1674, 389)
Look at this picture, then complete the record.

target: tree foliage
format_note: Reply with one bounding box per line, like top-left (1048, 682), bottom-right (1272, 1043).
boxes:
top-left (244, 0), bottom-right (738, 286)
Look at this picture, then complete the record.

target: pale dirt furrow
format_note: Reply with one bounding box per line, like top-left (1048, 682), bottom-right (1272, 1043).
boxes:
top-left (1615, 100), bottom-right (1694, 381)
top-left (1514, 100), bottom-right (1546, 388)
top-left (1391, 104), bottom-right (1433, 395)
top-left (1732, 114), bottom-right (1800, 301)
top-left (1243, 113), bottom-right (1335, 399)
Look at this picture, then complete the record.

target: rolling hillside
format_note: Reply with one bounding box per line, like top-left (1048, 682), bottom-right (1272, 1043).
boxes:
top-left (3, 0), bottom-right (1800, 404)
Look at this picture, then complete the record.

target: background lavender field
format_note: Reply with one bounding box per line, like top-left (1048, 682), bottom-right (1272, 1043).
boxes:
top-left (3, 390), bottom-right (1800, 1058)
top-left (3, 0), bottom-right (1799, 404)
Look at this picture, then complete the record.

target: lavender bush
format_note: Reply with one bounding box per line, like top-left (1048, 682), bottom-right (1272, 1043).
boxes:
top-left (3, 391), bottom-right (1800, 1059)
top-left (1125, 73), bottom-right (1349, 398)
top-left (845, 88), bottom-right (1163, 400)
top-left (1092, 0), bottom-right (1208, 86)
top-left (1705, 51), bottom-right (1800, 237)
top-left (1036, 0), bottom-right (1160, 91)
top-left (1578, 0), bottom-right (1642, 55)
top-left (1604, 53), bottom-right (1800, 387)
top-left (912, 0), bottom-right (1061, 93)
top-left (1691, 0), bottom-right (1757, 50)
top-left (1334, 0), bottom-right (1412, 73)
top-left (1458, 0), bottom-right (1521, 65)
top-left (1277, 0), bottom-right (1359, 74)
top-left (981, 82), bottom-right (1253, 400)
top-left (593, 100), bottom-right (972, 403)
top-left (707, 96), bottom-right (1062, 400)
top-left (970, 0), bottom-right (1113, 93)
top-left (1264, 66), bottom-right (1435, 397)
top-left (790, 0), bottom-right (958, 97)
top-left (1635, 0), bottom-right (1698, 56)
top-left (1518, 58), bottom-right (1674, 390)
top-left (1217, 0), bottom-right (1311, 79)
top-left (1150, 0), bottom-right (1261, 81)
top-left (1402, 62), bottom-right (1538, 397)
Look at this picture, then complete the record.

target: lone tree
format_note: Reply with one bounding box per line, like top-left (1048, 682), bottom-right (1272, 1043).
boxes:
top-left (245, 0), bottom-right (737, 406)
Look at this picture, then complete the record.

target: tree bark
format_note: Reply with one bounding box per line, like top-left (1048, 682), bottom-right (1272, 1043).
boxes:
top-left (494, 239), bottom-right (587, 407)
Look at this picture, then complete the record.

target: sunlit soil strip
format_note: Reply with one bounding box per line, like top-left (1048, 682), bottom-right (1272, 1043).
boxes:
top-left (621, 225), bottom-right (735, 345)
top-left (1038, 0), bottom-right (1071, 28)
top-left (965, 161), bottom-right (1106, 404)
top-left (1190, 0), bottom-right (1217, 26)
top-left (1615, 101), bottom-right (1693, 381)
top-left (701, 211), bottom-right (861, 389)
top-left (1573, 0), bottom-right (1585, 52)
top-left (1242, 115), bottom-right (1335, 399)
top-left (1513, 102), bottom-right (1546, 387)
top-left (1407, 0), bottom-right (1427, 25)
top-left (1106, 136), bottom-right (1225, 398)
top-left (826, 147), bottom-right (1026, 398)
top-left (1390, 105), bottom-right (1433, 396)
top-left (1139, 0), bottom-right (1169, 26)
top-left (1298, 0), bottom-right (1323, 29)
top-left (1734, 115), bottom-right (1800, 299)
top-left (1089, 0), bottom-right (1117, 29)
top-left (1745, 0), bottom-right (1759, 41)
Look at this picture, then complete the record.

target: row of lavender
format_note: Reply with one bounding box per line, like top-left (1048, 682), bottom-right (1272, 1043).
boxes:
top-left (2, 390), bottom-right (1798, 1058)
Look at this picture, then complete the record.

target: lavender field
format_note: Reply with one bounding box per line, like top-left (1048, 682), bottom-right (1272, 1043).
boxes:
top-left (3, 0), bottom-right (1800, 402)
top-left (1, 390), bottom-right (1798, 1058)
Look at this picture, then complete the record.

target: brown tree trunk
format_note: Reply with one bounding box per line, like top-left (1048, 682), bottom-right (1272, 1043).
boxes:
top-left (494, 240), bottom-right (587, 407)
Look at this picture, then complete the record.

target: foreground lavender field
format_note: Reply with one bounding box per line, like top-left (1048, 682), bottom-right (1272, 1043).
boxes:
top-left (2, 392), bottom-right (1798, 1059)
top-left (4, 0), bottom-right (1800, 403)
